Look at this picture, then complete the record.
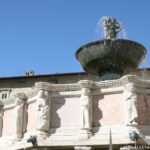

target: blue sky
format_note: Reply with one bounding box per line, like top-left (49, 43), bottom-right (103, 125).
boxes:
top-left (0, 0), bottom-right (150, 77)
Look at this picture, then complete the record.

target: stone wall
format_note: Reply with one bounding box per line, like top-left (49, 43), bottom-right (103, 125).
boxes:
top-left (137, 94), bottom-right (150, 125)
top-left (0, 69), bottom-right (149, 103)
top-left (0, 75), bottom-right (150, 149)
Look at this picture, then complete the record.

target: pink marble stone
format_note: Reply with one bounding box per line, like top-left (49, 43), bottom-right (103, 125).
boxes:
top-left (3, 109), bottom-right (13, 136)
top-left (27, 102), bottom-right (37, 131)
top-left (4, 92), bottom-right (150, 136)
top-left (92, 93), bottom-right (124, 126)
top-left (51, 93), bottom-right (124, 128)
top-left (51, 97), bottom-right (80, 128)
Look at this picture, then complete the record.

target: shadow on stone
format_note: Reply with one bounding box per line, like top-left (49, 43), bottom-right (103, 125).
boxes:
top-left (50, 95), bottom-right (66, 134)
top-left (92, 94), bottom-right (103, 134)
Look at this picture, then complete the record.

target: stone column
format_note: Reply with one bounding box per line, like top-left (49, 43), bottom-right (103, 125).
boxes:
top-left (23, 94), bottom-right (28, 135)
top-left (78, 80), bottom-right (93, 139)
top-left (0, 102), bottom-right (4, 137)
top-left (12, 93), bottom-right (27, 140)
top-left (45, 90), bottom-right (51, 130)
top-left (74, 146), bottom-right (93, 150)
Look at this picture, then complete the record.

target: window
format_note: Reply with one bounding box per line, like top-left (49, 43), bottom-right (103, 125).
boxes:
top-left (2, 93), bottom-right (7, 99)
top-left (0, 89), bottom-right (11, 100)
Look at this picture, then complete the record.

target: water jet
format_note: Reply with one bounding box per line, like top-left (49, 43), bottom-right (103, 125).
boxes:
top-left (76, 17), bottom-right (147, 80)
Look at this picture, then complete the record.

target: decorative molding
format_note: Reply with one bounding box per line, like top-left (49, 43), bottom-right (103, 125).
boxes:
top-left (51, 83), bottom-right (80, 91)
top-left (1, 126), bottom-right (150, 149)
top-left (78, 80), bottom-right (94, 89)
top-left (0, 88), bottom-right (11, 92)
top-left (48, 125), bottom-right (144, 136)
top-left (3, 75), bottom-right (150, 106)
top-left (4, 103), bottom-right (15, 110)
top-left (35, 82), bottom-right (53, 91)
top-left (74, 146), bottom-right (92, 150)
top-left (51, 91), bottom-right (81, 98)
top-left (50, 75), bottom-right (150, 92)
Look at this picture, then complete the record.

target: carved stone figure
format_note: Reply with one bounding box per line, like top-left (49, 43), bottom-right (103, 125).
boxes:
top-left (36, 89), bottom-right (49, 132)
top-left (0, 103), bottom-right (4, 137)
top-left (12, 93), bottom-right (27, 139)
top-left (80, 88), bottom-right (92, 129)
top-left (124, 83), bottom-right (138, 125)
top-left (102, 17), bottom-right (122, 40)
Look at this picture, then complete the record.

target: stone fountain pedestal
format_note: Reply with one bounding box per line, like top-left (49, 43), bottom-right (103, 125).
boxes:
top-left (76, 39), bottom-right (146, 80)
top-left (1, 75), bottom-right (150, 150)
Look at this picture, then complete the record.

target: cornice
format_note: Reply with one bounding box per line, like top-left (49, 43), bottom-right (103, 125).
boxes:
top-left (78, 80), bottom-right (94, 89)
top-left (3, 75), bottom-right (150, 106)
top-left (35, 82), bottom-right (53, 90)
top-left (94, 75), bottom-right (150, 89)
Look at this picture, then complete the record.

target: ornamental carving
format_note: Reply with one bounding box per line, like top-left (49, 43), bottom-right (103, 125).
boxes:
top-left (78, 80), bottom-right (94, 89)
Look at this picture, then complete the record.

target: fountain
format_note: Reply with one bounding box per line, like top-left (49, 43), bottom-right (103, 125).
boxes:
top-left (76, 17), bottom-right (147, 80)
top-left (1, 17), bottom-right (150, 150)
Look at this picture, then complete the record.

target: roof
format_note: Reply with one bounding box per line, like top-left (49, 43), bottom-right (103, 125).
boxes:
top-left (0, 72), bottom-right (87, 80)
top-left (0, 68), bottom-right (149, 80)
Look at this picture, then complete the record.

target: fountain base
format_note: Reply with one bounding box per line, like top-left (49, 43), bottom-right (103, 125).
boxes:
top-left (100, 72), bottom-right (121, 80)
top-left (76, 39), bottom-right (146, 80)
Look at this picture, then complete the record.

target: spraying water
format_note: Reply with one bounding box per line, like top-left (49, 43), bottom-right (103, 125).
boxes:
top-left (95, 16), bottom-right (127, 39)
